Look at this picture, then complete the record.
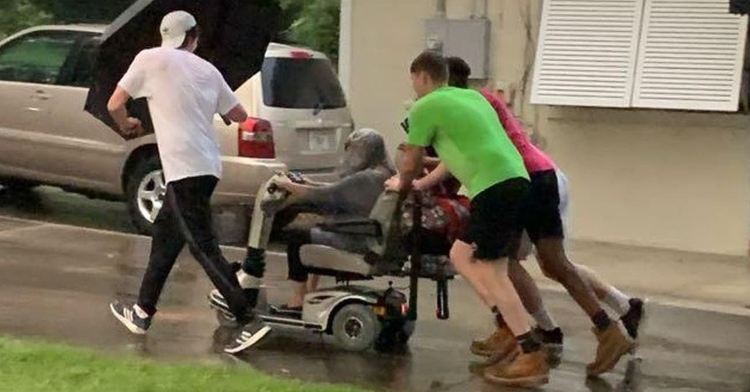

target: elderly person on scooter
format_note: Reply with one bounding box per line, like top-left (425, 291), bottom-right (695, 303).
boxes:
top-left (212, 127), bottom-right (469, 319)
top-left (261, 128), bottom-right (397, 316)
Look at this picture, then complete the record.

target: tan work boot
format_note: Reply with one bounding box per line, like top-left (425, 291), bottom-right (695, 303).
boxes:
top-left (470, 325), bottom-right (517, 359)
top-left (586, 324), bottom-right (636, 377)
top-left (469, 344), bottom-right (521, 376)
top-left (483, 349), bottom-right (550, 388)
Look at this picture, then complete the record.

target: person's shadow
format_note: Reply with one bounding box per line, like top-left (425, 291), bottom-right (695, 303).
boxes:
top-left (585, 358), bottom-right (643, 392)
top-left (211, 326), bottom-right (414, 390)
top-left (0, 186), bottom-right (47, 214)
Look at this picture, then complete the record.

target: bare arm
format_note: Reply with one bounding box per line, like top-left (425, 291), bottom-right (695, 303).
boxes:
top-left (278, 181), bottom-right (314, 200)
top-left (223, 104), bottom-right (249, 124)
top-left (397, 144), bottom-right (425, 197)
top-left (413, 162), bottom-right (450, 191)
top-left (107, 86), bottom-right (143, 137)
top-left (302, 180), bottom-right (328, 187)
top-left (276, 181), bottom-right (333, 205)
top-left (423, 156), bottom-right (441, 170)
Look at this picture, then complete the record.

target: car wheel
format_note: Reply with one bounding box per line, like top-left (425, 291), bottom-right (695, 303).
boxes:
top-left (126, 155), bottom-right (165, 235)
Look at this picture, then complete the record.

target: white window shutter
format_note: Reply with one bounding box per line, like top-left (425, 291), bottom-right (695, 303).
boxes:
top-left (632, 0), bottom-right (748, 111)
top-left (531, 0), bottom-right (645, 107)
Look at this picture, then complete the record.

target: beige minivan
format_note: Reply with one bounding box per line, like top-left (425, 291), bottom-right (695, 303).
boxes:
top-left (0, 25), bottom-right (353, 233)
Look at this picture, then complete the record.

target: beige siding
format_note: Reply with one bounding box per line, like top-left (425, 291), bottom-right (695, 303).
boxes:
top-left (346, 0), bottom-right (750, 256)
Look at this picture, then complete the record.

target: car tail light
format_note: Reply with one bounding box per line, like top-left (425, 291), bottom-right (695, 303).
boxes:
top-left (238, 118), bottom-right (275, 159)
top-left (290, 50), bottom-right (312, 59)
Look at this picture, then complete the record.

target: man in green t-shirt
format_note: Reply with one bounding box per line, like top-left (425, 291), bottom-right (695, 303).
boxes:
top-left (391, 51), bottom-right (548, 388)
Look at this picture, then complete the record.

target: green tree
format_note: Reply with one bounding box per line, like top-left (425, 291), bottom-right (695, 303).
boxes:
top-left (0, 0), bottom-right (52, 40)
top-left (279, 0), bottom-right (340, 63)
top-left (27, 0), bottom-right (133, 23)
top-left (0, 0), bottom-right (342, 62)
top-left (0, 0), bottom-right (132, 40)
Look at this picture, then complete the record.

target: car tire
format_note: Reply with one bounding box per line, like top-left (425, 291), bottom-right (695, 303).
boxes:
top-left (125, 154), bottom-right (165, 235)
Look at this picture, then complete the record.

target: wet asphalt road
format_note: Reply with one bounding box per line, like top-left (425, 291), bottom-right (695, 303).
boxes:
top-left (0, 186), bottom-right (137, 234)
top-left (1, 186), bottom-right (750, 391)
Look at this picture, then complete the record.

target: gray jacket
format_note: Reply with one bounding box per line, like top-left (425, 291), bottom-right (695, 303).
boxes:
top-left (304, 128), bottom-right (395, 253)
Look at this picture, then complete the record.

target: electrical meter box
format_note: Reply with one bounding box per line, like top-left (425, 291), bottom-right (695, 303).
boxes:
top-left (424, 17), bottom-right (491, 79)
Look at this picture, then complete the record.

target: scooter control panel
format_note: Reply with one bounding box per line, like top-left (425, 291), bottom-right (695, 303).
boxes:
top-left (286, 171), bottom-right (306, 184)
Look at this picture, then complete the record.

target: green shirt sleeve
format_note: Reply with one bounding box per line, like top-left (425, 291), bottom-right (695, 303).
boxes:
top-left (407, 99), bottom-right (436, 147)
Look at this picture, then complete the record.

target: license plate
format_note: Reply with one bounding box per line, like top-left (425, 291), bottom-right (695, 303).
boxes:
top-left (308, 130), bottom-right (335, 152)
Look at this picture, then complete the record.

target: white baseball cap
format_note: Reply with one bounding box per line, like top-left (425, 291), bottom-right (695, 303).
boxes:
top-left (160, 11), bottom-right (197, 49)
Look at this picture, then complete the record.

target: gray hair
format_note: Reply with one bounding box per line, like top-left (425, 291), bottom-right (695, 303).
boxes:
top-left (338, 128), bottom-right (396, 178)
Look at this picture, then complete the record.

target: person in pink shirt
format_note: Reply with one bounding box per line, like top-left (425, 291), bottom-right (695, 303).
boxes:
top-left (437, 57), bottom-right (645, 375)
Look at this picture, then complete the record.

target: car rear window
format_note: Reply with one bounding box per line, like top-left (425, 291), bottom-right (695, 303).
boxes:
top-left (261, 57), bottom-right (346, 109)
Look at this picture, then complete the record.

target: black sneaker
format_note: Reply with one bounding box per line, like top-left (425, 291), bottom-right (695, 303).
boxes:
top-left (224, 318), bottom-right (272, 355)
top-left (533, 327), bottom-right (563, 354)
top-left (110, 301), bottom-right (151, 335)
top-left (269, 304), bottom-right (303, 318)
top-left (621, 298), bottom-right (645, 340)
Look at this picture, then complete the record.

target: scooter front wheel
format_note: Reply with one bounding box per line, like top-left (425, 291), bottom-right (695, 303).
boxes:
top-left (331, 303), bottom-right (381, 352)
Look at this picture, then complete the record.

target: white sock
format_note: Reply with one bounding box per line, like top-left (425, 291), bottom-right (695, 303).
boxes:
top-left (604, 291), bottom-right (631, 317)
top-left (134, 304), bottom-right (150, 319)
top-left (531, 308), bottom-right (558, 331)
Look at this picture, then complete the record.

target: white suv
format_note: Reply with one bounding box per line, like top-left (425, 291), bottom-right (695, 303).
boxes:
top-left (0, 26), bottom-right (353, 234)
top-left (0, 25), bottom-right (285, 233)
top-left (239, 43), bottom-right (354, 180)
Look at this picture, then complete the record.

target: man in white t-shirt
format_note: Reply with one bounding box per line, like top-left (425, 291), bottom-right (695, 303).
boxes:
top-left (106, 10), bottom-right (270, 354)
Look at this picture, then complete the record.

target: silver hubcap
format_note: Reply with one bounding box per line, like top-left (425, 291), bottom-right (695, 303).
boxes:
top-left (344, 317), bottom-right (365, 339)
top-left (136, 170), bottom-right (166, 223)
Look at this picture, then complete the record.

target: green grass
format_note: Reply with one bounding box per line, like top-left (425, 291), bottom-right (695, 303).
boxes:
top-left (0, 337), bottom-right (372, 392)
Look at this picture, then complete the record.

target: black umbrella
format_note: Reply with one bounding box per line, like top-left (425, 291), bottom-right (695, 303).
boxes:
top-left (730, 0), bottom-right (750, 14)
top-left (84, 0), bottom-right (281, 139)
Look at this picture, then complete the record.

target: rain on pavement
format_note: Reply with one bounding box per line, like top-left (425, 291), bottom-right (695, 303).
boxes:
top-left (0, 201), bottom-right (748, 392)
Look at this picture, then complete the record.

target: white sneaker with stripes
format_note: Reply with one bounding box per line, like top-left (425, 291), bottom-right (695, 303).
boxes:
top-left (109, 301), bottom-right (152, 335)
top-left (224, 318), bottom-right (272, 355)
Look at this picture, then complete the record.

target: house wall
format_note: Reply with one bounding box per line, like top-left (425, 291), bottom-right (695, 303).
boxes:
top-left (344, 0), bottom-right (750, 256)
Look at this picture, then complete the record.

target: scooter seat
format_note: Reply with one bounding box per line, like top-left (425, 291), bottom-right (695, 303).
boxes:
top-left (300, 244), bottom-right (373, 276)
top-left (317, 218), bottom-right (382, 237)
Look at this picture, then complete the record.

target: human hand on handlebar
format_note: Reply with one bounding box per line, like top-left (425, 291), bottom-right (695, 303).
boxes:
top-left (412, 178), bottom-right (428, 192)
top-left (385, 175), bottom-right (421, 193)
top-left (384, 175), bottom-right (402, 192)
top-left (271, 173), bottom-right (294, 192)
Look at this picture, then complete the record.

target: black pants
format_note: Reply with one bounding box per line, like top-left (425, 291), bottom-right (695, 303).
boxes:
top-left (285, 228), bottom-right (313, 283)
top-left (137, 175), bottom-right (249, 323)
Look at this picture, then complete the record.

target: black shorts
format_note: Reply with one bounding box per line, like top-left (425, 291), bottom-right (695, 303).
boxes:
top-left (461, 178), bottom-right (529, 261)
top-left (523, 170), bottom-right (565, 243)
